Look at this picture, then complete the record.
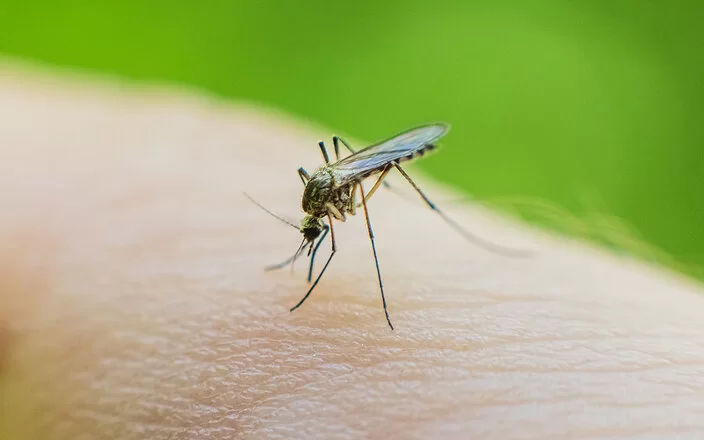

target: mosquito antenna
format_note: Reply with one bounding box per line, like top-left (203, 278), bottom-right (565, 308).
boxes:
top-left (265, 238), bottom-right (308, 272)
top-left (244, 192), bottom-right (299, 230)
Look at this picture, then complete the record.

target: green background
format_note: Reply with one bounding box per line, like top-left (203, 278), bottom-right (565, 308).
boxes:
top-left (1, 1), bottom-right (702, 276)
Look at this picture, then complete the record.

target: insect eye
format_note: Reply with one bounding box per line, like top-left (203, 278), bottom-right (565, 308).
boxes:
top-left (302, 227), bottom-right (320, 241)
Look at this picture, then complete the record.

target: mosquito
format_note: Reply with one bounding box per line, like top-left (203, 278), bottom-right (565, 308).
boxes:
top-left (245, 123), bottom-right (530, 330)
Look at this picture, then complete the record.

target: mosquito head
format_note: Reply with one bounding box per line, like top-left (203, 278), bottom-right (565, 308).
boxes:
top-left (300, 215), bottom-right (324, 242)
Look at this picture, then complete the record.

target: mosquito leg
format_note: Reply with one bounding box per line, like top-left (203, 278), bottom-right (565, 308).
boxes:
top-left (333, 135), bottom-right (353, 155)
top-left (392, 163), bottom-right (532, 258)
top-left (349, 182), bottom-right (358, 216)
top-left (318, 141), bottom-right (330, 164)
top-left (359, 182), bottom-right (393, 330)
top-left (357, 165), bottom-right (391, 208)
top-left (332, 136), bottom-right (341, 160)
top-left (298, 167), bottom-right (311, 186)
top-left (307, 224), bottom-right (329, 283)
top-left (290, 215), bottom-right (337, 312)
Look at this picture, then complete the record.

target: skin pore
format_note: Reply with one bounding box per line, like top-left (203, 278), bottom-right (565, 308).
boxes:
top-left (2, 64), bottom-right (704, 439)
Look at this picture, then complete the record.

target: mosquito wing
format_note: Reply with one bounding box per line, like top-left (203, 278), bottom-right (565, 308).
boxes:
top-left (332, 123), bottom-right (449, 185)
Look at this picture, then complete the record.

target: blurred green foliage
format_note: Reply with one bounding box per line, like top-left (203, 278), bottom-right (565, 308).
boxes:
top-left (1, 1), bottom-right (702, 276)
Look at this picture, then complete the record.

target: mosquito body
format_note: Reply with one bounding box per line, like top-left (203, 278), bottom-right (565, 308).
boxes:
top-left (246, 123), bottom-right (529, 330)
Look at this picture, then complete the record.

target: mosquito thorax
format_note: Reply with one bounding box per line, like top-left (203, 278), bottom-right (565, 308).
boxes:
top-left (300, 215), bottom-right (324, 242)
top-left (301, 168), bottom-right (334, 217)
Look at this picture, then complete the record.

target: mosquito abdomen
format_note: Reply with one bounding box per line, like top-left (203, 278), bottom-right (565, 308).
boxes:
top-left (395, 143), bottom-right (437, 164)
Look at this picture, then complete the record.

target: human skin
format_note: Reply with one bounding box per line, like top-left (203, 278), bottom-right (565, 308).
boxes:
top-left (2, 64), bottom-right (704, 440)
